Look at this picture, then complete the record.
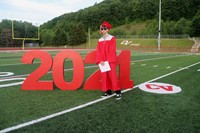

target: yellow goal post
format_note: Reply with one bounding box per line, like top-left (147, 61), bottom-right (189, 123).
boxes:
top-left (12, 19), bottom-right (40, 50)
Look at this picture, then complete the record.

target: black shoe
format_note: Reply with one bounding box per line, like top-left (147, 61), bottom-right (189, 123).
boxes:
top-left (116, 94), bottom-right (121, 100)
top-left (101, 90), bottom-right (112, 98)
top-left (101, 93), bottom-right (111, 97)
top-left (115, 90), bottom-right (121, 100)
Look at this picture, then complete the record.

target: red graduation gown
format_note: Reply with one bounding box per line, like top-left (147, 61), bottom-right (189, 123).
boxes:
top-left (96, 34), bottom-right (120, 92)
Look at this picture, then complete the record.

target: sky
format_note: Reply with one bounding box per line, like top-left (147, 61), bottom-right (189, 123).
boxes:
top-left (0, 0), bottom-right (104, 25)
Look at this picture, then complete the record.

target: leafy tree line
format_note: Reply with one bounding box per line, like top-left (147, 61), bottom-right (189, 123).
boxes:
top-left (41, 0), bottom-right (200, 44)
top-left (0, 0), bottom-right (200, 47)
top-left (103, 18), bottom-right (192, 37)
top-left (43, 0), bottom-right (200, 29)
top-left (41, 21), bottom-right (87, 47)
top-left (0, 19), bottom-right (87, 47)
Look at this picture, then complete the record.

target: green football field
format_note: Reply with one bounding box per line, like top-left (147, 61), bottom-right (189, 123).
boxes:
top-left (0, 49), bottom-right (200, 133)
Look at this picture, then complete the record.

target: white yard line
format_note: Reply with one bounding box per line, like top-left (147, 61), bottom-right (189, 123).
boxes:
top-left (141, 62), bottom-right (200, 84)
top-left (0, 61), bottom-right (199, 133)
top-left (166, 66), bottom-right (171, 69)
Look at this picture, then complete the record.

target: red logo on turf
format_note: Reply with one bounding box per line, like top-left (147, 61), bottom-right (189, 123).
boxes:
top-left (139, 82), bottom-right (181, 94)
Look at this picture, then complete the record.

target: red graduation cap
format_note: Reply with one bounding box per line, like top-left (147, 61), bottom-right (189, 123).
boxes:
top-left (101, 21), bottom-right (112, 29)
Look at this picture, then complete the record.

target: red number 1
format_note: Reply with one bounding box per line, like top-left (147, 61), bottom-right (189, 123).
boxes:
top-left (117, 50), bottom-right (134, 89)
top-left (84, 50), bottom-right (134, 90)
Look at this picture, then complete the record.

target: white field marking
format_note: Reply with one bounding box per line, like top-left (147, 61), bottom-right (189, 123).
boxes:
top-left (0, 78), bottom-right (25, 88)
top-left (0, 72), bottom-right (14, 77)
top-left (198, 69), bottom-right (200, 72)
top-left (0, 61), bottom-right (200, 133)
top-left (141, 64), bottom-right (146, 66)
top-left (166, 66), bottom-right (171, 69)
top-left (130, 54), bottom-right (189, 65)
top-left (122, 61), bottom-right (200, 93)
top-left (153, 65), bottom-right (158, 67)
top-left (0, 54), bottom-right (189, 67)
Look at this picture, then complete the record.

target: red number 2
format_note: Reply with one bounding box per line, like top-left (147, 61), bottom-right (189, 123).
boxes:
top-left (84, 51), bottom-right (101, 90)
top-left (21, 51), bottom-right (53, 90)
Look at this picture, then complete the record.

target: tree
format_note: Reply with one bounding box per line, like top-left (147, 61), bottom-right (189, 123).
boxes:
top-left (40, 29), bottom-right (54, 45)
top-left (190, 10), bottom-right (200, 37)
top-left (68, 22), bottom-right (87, 45)
top-left (175, 18), bottom-right (191, 34)
top-left (53, 21), bottom-right (69, 46)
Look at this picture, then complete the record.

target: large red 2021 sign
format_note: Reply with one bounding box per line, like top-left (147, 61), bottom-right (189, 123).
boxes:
top-left (21, 50), bottom-right (133, 90)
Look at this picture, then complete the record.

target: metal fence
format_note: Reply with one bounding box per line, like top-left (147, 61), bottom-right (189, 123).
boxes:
top-left (90, 34), bottom-right (190, 39)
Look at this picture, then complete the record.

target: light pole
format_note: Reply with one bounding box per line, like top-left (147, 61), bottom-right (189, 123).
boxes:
top-left (158, 0), bottom-right (161, 50)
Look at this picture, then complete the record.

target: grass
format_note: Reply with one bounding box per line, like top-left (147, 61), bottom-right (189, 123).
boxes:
top-left (87, 38), bottom-right (194, 52)
top-left (0, 50), bottom-right (200, 132)
top-left (1, 37), bottom-right (195, 52)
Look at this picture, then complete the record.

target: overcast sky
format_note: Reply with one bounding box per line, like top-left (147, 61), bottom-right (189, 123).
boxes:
top-left (0, 0), bottom-right (104, 25)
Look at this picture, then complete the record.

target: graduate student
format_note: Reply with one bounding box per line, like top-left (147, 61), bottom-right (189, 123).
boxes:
top-left (96, 21), bottom-right (121, 100)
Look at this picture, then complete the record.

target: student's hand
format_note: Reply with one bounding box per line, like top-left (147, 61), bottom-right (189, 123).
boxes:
top-left (100, 61), bottom-right (105, 66)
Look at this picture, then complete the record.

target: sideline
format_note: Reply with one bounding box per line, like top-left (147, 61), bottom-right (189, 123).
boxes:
top-left (0, 61), bottom-right (199, 133)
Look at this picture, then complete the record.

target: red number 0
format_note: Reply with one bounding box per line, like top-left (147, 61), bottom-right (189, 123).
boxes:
top-left (52, 50), bottom-right (84, 90)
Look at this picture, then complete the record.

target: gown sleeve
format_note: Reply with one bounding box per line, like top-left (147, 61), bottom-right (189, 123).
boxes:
top-left (96, 41), bottom-right (102, 64)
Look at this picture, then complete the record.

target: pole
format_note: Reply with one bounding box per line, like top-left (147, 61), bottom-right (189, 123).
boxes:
top-left (158, 0), bottom-right (161, 50)
top-left (22, 39), bottom-right (25, 50)
top-left (11, 20), bottom-right (14, 39)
